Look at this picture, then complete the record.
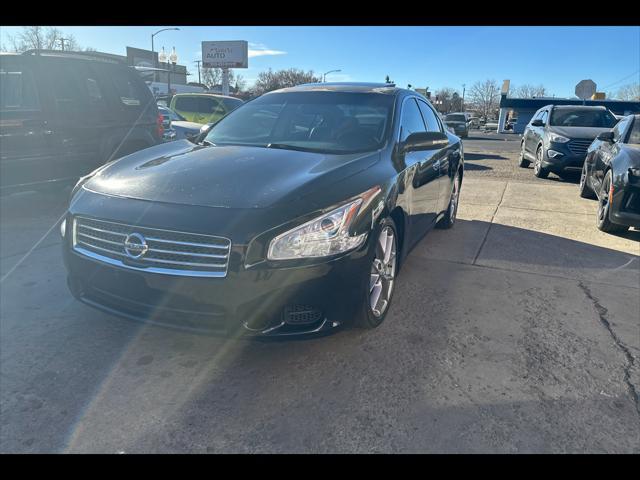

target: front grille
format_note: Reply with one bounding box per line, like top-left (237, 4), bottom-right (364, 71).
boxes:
top-left (73, 216), bottom-right (231, 277)
top-left (282, 304), bottom-right (323, 325)
top-left (567, 139), bottom-right (592, 156)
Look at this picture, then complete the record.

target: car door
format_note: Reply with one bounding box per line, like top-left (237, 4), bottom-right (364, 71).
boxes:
top-left (525, 109), bottom-right (546, 154)
top-left (398, 97), bottom-right (440, 243)
top-left (416, 99), bottom-right (455, 214)
top-left (523, 110), bottom-right (540, 156)
top-left (593, 117), bottom-right (630, 192)
top-left (0, 55), bottom-right (56, 189)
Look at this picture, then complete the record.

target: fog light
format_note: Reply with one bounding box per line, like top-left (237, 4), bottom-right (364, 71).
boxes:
top-left (547, 150), bottom-right (564, 158)
top-left (60, 218), bottom-right (66, 237)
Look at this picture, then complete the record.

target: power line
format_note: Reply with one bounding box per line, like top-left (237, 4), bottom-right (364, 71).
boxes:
top-left (600, 69), bottom-right (640, 91)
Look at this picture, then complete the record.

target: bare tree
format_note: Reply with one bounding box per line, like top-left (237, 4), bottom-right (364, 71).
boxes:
top-left (615, 83), bottom-right (640, 101)
top-left (435, 87), bottom-right (462, 113)
top-left (6, 26), bottom-right (81, 52)
top-left (251, 68), bottom-right (321, 96)
top-left (512, 83), bottom-right (548, 98)
top-left (468, 79), bottom-right (501, 121)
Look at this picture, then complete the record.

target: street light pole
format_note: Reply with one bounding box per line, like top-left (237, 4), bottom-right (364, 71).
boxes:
top-left (322, 69), bottom-right (341, 83)
top-left (194, 60), bottom-right (202, 85)
top-left (462, 83), bottom-right (466, 111)
top-left (151, 28), bottom-right (179, 82)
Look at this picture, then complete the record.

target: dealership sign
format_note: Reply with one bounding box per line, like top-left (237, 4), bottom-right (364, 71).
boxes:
top-left (202, 41), bottom-right (248, 68)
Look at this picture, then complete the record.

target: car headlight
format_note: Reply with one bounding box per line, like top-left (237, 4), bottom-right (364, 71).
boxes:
top-left (549, 133), bottom-right (570, 143)
top-left (267, 188), bottom-right (381, 261)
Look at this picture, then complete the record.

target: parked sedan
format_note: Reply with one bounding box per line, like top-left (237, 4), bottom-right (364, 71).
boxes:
top-left (158, 106), bottom-right (203, 141)
top-left (61, 83), bottom-right (464, 337)
top-left (579, 114), bottom-right (640, 233)
top-left (519, 105), bottom-right (619, 178)
top-left (444, 113), bottom-right (469, 138)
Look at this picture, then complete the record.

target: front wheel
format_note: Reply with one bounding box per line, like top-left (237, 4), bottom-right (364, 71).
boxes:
top-left (354, 217), bottom-right (398, 329)
top-left (518, 142), bottom-right (530, 168)
top-left (579, 162), bottom-right (596, 199)
top-left (533, 146), bottom-right (549, 179)
top-left (597, 171), bottom-right (627, 233)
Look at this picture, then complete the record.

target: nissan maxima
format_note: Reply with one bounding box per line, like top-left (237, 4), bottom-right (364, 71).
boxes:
top-left (580, 114), bottom-right (640, 233)
top-left (62, 83), bottom-right (464, 337)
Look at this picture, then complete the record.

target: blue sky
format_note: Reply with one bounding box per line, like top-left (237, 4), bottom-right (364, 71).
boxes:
top-left (2, 26), bottom-right (639, 97)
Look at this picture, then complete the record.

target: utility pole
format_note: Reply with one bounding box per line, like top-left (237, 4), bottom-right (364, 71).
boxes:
top-left (194, 60), bottom-right (202, 85)
top-left (59, 37), bottom-right (70, 51)
top-left (462, 83), bottom-right (466, 111)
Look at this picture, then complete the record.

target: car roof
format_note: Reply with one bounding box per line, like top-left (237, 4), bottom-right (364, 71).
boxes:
top-left (549, 104), bottom-right (608, 110)
top-left (267, 82), bottom-right (402, 95)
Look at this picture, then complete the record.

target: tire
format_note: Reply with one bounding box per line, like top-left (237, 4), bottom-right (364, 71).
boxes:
top-left (533, 146), bottom-right (549, 179)
top-left (436, 170), bottom-right (461, 229)
top-left (354, 217), bottom-right (398, 329)
top-left (597, 170), bottom-right (628, 233)
top-left (518, 142), bottom-right (531, 168)
top-left (579, 162), bottom-right (597, 199)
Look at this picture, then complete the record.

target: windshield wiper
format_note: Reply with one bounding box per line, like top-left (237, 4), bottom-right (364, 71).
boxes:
top-left (201, 139), bottom-right (216, 147)
top-left (266, 143), bottom-right (328, 153)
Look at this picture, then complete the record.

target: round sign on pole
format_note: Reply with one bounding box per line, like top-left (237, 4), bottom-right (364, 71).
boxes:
top-left (575, 79), bottom-right (596, 100)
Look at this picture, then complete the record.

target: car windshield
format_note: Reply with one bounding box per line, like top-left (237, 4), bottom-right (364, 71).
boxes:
top-left (204, 91), bottom-right (394, 154)
top-left (549, 108), bottom-right (618, 128)
top-left (445, 114), bottom-right (466, 122)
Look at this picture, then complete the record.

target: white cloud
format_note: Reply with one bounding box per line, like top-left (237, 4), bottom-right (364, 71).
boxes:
top-left (248, 42), bottom-right (286, 58)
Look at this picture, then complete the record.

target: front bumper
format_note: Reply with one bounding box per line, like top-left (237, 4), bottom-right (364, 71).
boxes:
top-left (610, 176), bottom-right (640, 228)
top-left (63, 222), bottom-right (371, 338)
top-left (541, 142), bottom-right (588, 171)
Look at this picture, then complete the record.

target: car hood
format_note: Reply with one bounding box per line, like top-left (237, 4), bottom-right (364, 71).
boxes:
top-left (548, 126), bottom-right (613, 140)
top-left (84, 140), bottom-right (380, 209)
top-left (171, 121), bottom-right (203, 132)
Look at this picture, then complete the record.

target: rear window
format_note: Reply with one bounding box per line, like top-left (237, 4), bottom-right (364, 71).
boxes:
top-left (0, 66), bottom-right (40, 111)
top-left (221, 97), bottom-right (243, 112)
top-left (174, 96), bottom-right (201, 112)
top-left (549, 108), bottom-right (618, 128)
top-left (445, 114), bottom-right (466, 122)
top-left (107, 67), bottom-right (147, 107)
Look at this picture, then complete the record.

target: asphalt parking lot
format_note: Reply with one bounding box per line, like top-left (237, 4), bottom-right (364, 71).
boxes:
top-left (1, 130), bottom-right (638, 453)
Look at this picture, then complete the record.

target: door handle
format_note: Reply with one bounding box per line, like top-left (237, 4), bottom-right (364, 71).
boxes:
top-left (433, 160), bottom-right (441, 170)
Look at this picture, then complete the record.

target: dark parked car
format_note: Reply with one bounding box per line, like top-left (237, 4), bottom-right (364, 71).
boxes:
top-left (444, 112), bottom-right (469, 138)
top-left (62, 83), bottom-right (464, 337)
top-left (158, 106), bottom-right (203, 141)
top-left (519, 105), bottom-right (619, 178)
top-left (0, 50), bottom-right (163, 192)
top-left (579, 114), bottom-right (640, 233)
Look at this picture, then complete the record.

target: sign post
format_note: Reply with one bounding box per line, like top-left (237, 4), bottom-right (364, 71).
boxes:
top-left (201, 41), bottom-right (248, 96)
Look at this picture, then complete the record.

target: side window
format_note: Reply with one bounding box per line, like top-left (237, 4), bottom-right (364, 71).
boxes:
top-left (540, 110), bottom-right (548, 125)
top-left (612, 117), bottom-right (629, 142)
top-left (416, 99), bottom-right (441, 132)
top-left (108, 68), bottom-right (145, 106)
top-left (628, 118), bottom-right (640, 144)
top-left (530, 110), bottom-right (542, 124)
top-left (51, 65), bottom-right (85, 116)
top-left (0, 63), bottom-right (40, 111)
top-left (399, 98), bottom-right (427, 142)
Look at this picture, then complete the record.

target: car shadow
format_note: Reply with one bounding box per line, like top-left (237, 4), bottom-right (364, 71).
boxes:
top-left (3, 217), bottom-right (639, 452)
top-left (463, 164), bottom-right (493, 171)
top-left (464, 153), bottom-right (508, 161)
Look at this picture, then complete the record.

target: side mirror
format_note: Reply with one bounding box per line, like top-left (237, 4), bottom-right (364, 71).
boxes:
top-left (401, 131), bottom-right (449, 153)
top-left (531, 119), bottom-right (545, 127)
top-left (597, 131), bottom-right (614, 142)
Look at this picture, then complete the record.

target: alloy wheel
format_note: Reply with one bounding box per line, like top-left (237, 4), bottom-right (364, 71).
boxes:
top-left (449, 173), bottom-right (460, 222)
top-left (598, 177), bottom-right (610, 223)
top-left (369, 226), bottom-right (397, 317)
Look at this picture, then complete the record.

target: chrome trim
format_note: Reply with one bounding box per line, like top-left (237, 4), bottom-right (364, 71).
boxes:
top-left (73, 246), bottom-right (229, 278)
top-left (72, 216), bottom-right (232, 278)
